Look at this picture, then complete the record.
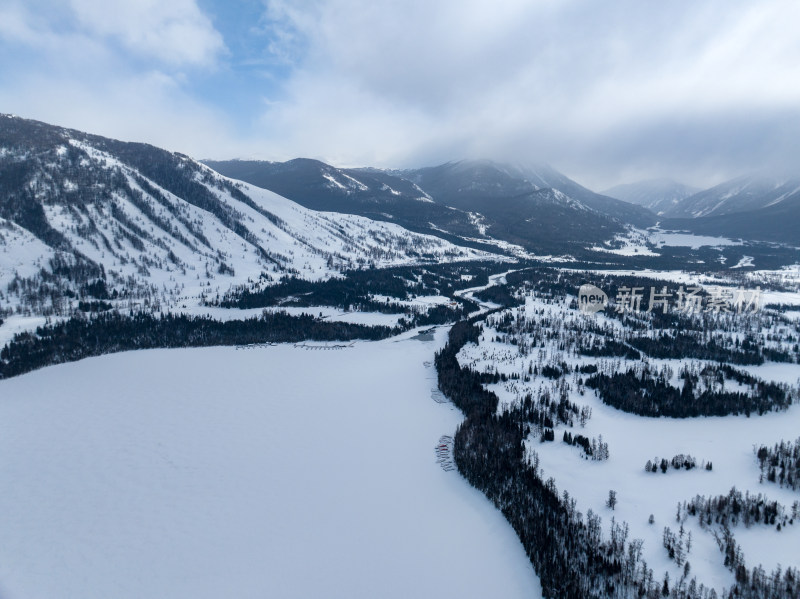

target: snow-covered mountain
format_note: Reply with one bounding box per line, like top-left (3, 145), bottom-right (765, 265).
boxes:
top-left (202, 158), bottom-right (487, 249)
top-left (203, 158), bottom-right (436, 207)
top-left (663, 175), bottom-right (800, 219)
top-left (208, 158), bottom-right (656, 254)
top-left (0, 115), bottom-right (491, 317)
top-left (602, 178), bottom-right (699, 216)
top-left (407, 159), bottom-right (655, 219)
top-left (655, 175), bottom-right (800, 244)
top-left (598, 173), bottom-right (800, 245)
top-left (510, 162), bottom-right (657, 227)
top-left (403, 159), bottom-right (657, 252)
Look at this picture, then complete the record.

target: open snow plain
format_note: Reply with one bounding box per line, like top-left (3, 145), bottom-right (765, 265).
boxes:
top-left (0, 328), bottom-right (541, 599)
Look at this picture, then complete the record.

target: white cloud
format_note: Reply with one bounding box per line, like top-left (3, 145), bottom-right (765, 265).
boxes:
top-left (253, 0), bottom-right (800, 188)
top-left (2, 0), bottom-right (800, 189)
top-left (68, 0), bottom-right (225, 68)
top-left (0, 3), bottom-right (39, 44)
top-left (0, 0), bottom-right (237, 158)
top-left (0, 69), bottom-right (240, 158)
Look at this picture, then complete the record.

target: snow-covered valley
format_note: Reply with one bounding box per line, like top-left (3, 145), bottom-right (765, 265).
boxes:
top-left (3, 114), bottom-right (800, 599)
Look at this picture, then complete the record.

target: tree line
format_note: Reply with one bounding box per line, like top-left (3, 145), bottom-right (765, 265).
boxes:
top-left (584, 369), bottom-right (791, 418)
top-left (0, 310), bottom-right (398, 380)
top-left (756, 438), bottom-right (800, 492)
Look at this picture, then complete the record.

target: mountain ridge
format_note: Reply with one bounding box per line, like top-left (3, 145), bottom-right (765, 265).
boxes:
top-left (206, 157), bottom-right (657, 254)
top-left (654, 174), bottom-right (800, 244)
top-left (662, 175), bottom-right (800, 219)
top-left (0, 115), bottom-right (492, 318)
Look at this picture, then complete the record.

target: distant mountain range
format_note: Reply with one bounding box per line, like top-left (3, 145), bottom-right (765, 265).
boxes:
top-left (660, 175), bottom-right (800, 244)
top-left (660, 176), bottom-right (800, 219)
top-left (660, 178), bottom-right (800, 244)
top-left (602, 179), bottom-right (699, 216)
top-left (205, 158), bottom-right (656, 254)
top-left (605, 175), bottom-right (800, 244)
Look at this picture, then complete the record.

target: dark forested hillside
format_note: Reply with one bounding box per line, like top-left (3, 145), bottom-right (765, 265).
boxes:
top-left (206, 158), bottom-right (657, 255)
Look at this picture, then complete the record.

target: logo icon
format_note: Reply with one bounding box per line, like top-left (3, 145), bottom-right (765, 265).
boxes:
top-left (578, 284), bottom-right (608, 314)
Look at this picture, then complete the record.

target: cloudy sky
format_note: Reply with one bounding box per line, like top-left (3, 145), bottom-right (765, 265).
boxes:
top-left (1, 0), bottom-right (799, 189)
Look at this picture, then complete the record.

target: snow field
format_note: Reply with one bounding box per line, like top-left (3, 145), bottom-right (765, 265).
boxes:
top-left (0, 329), bottom-right (542, 599)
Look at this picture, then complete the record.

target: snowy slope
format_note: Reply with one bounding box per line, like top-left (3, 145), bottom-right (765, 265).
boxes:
top-left (663, 175), bottom-right (800, 219)
top-left (0, 115), bottom-right (494, 316)
top-left (0, 217), bottom-right (54, 289)
top-left (0, 330), bottom-right (541, 599)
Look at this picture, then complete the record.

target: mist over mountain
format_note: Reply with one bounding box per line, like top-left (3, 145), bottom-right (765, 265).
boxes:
top-left (603, 179), bottom-right (700, 216)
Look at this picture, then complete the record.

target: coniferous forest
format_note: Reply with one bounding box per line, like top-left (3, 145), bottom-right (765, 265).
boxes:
top-left (0, 311), bottom-right (396, 380)
top-left (435, 266), bottom-right (800, 598)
